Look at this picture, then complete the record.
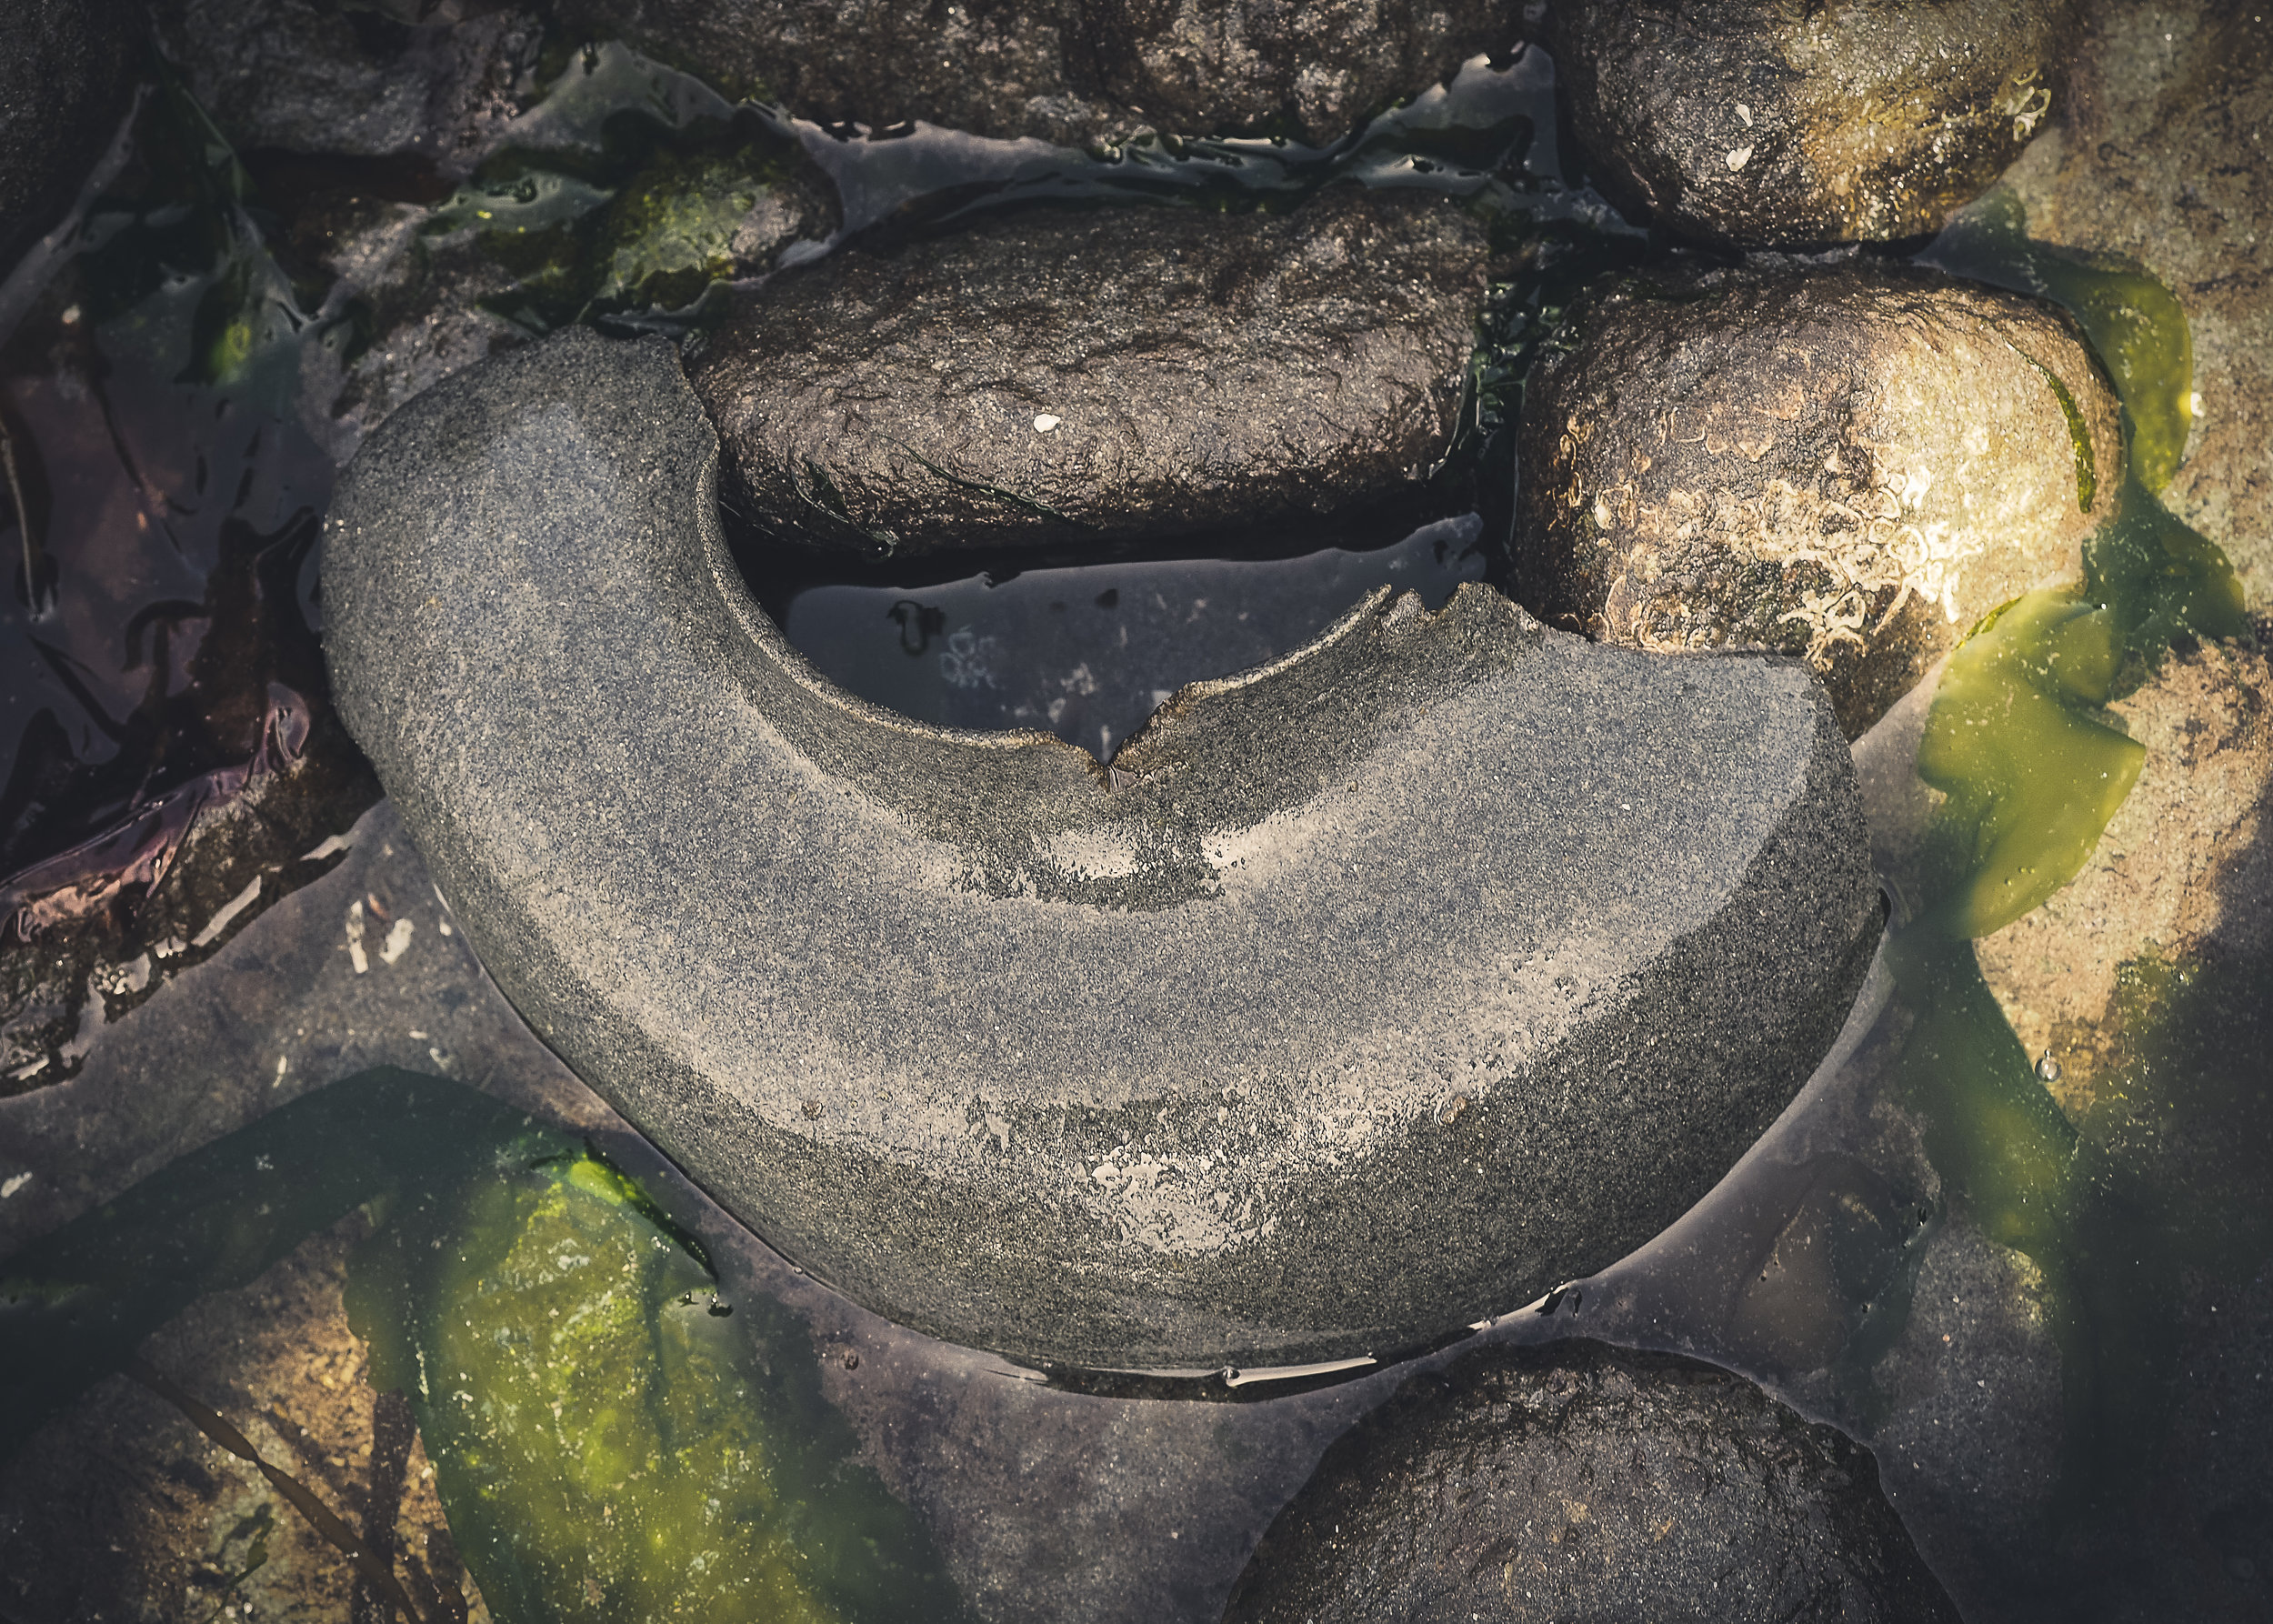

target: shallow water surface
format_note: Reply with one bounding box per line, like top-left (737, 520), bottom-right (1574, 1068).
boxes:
top-left (0, 21), bottom-right (2268, 1624)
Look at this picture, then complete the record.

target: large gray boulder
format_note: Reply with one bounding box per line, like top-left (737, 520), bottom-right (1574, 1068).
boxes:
top-left (1545, 0), bottom-right (2078, 247)
top-left (0, 0), bottom-right (136, 263)
top-left (321, 326), bottom-right (1882, 1369)
top-left (688, 191), bottom-right (1488, 558)
top-left (1223, 1339), bottom-right (1962, 1624)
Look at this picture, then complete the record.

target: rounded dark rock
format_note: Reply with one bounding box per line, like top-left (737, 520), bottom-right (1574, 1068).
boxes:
top-left (689, 189), bottom-right (1488, 559)
top-left (0, 0), bottom-right (136, 262)
top-left (1544, 0), bottom-right (2078, 247)
top-left (552, 0), bottom-right (1517, 148)
top-left (1222, 1338), bottom-right (1963, 1624)
top-left (145, 0), bottom-right (541, 177)
top-left (321, 326), bottom-right (1883, 1370)
top-left (1514, 259), bottom-right (2121, 737)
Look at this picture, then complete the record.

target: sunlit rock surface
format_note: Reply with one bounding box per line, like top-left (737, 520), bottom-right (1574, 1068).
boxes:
top-left (321, 326), bottom-right (1882, 1369)
top-left (1513, 260), bottom-right (2121, 737)
top-left (1221, 1338), bottom-right (1961, 1624)
top-left (552, 0), bottom-right (1514, 147)
top-left (690, 190), bottom-right (1486, 557)
top-left (1978, 638), bottom-right (2273, 1109)
top-left (1544, 0), bottom-right (2077, 246)
top-left (0, 0), bottom-right (135, 260)
top-left (1996, 0), bottom-right (2273, 606)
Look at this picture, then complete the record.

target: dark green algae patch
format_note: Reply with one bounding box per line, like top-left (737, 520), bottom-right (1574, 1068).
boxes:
top-left (0, 1068), bottom-right (966, 1624)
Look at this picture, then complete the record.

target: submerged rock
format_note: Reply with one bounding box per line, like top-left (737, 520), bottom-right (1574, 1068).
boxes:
top-left (1996, 0), bottom-right (2273, 606)
top-left (689, 189), bottom-right (1487, 558)
top-left (1545, 0), bottom-right (2077, 246)
top-left (1514, 261), bottom-right (2121, 737)
top-left (553, 0), bottom-right (1513, 148)
top-left (1222, 1338), bottom-right (1961, 1624)
top-left (0, 0), bottom-right (136, 261)
top-left (322, 326), bottom-right (1882, 1369)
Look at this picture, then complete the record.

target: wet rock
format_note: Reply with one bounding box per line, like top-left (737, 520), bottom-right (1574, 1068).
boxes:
top-left (0, 1216), bottom-right (486, 1623)
top-left (0, 706), bottom-right (382, 1097)
top-left (1544, 0), bottom-right (2077, 247)
top-left (1997, 0), bottom-right (2273, 605)
top-left (149, 0), bottom-right (542, 178)
top-left (690, 190), bottom-right (1487, 558)
top-left (262, 43), bottom-right (838, 462)
top-left (321, 325), bottom-right (1883, 1370)
top-left (1221, 1338), bottom-right (1961, 1623)
top-left (1514, 260), bottom-right (2121, 737)
top-left (0, 0), bottom-right (136, 262)
top-left (1860, 1218), bottom-right (2070, 1612)
top-left (553, 0), bottom-right (1515, 148)
top-left (1977, 639), bottom-right (2271, 1115)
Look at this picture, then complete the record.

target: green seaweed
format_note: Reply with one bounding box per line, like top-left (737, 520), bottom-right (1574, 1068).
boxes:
top-left (2018, 353), bottom-right (2098, 513)
top-left (416, 42), bottom-right (822, 332)
top-left (1913, 586), bottom-right (2144, 938)
top-left (1905, 201), bottom-right (2246, 939)
top-left (1910, 476), bottom-right (2248, 940)
top-left (347, 1137), bottom-right (963, 1624)
top-left (0, 1069), bottom-right (962, 1624)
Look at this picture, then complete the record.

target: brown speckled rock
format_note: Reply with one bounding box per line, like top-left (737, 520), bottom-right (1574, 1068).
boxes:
top-left (1545, 0), bottom-right (2079, 247)
top-left (1514, 260), bottom-right (2122, 737)
top-left (690, 190), bottom-right (1488, 558)
top-left (1998, 0), bottom-right (2273, 607)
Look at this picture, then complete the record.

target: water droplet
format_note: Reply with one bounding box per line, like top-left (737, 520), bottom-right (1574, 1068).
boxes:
top-left (2035, 1053), bottom-right (2063, 1083)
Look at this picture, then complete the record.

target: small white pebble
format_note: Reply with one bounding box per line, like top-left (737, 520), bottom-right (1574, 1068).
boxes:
top-left (1, 1172), bottom-right (30, 1198)
top-left (1725, 145), bottom-right (1754, 171)
top-left (1033, 414), bottom-right (1061, 434)
top-left (1736, 102), bottom-right (1753, 127)
top-left (2189, 390), bottom-right (2205, 416)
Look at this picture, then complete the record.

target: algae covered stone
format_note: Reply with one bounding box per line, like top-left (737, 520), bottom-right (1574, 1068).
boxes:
top-left (1514, 260), bottom-right (2122, 737)
top-left (1992, 0), bottom-right (2273, 606)
top-left (321, 326), bottom-right (1883, 1370)
top-left (348, 1138), bottom-right (967, 1624)
top-left (1223, 1338), bottom-right (1962, 1624)
top-left (1544, 0), bottom-right (2078, 247)
top-left (688, 189), bottom-right (1487, 557)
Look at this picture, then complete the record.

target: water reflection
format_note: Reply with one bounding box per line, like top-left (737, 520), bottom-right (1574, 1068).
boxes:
top-left (771, 515), bottom-right (1482, 757)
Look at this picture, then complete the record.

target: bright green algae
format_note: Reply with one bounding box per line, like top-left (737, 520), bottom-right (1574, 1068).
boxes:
top-left (0, 1069), bottom-right (963, 1624)
top-left (348, 1138), bottom-right (961, 1624)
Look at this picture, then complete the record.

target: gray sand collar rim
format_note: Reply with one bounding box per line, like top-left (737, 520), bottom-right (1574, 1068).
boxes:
top-left (319, 326), bottom-right (1882, 1368)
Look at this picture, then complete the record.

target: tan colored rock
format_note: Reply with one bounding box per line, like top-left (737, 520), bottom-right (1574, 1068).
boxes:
top-left (0, 1218), bottom-right (488, 1623)
top-left (1514, 260), bottom-right (2122, 737)
top-left (2000, 0), bottom-right (2273, 606)
top-left (1975, 638), bottom-right (2273, 1119)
